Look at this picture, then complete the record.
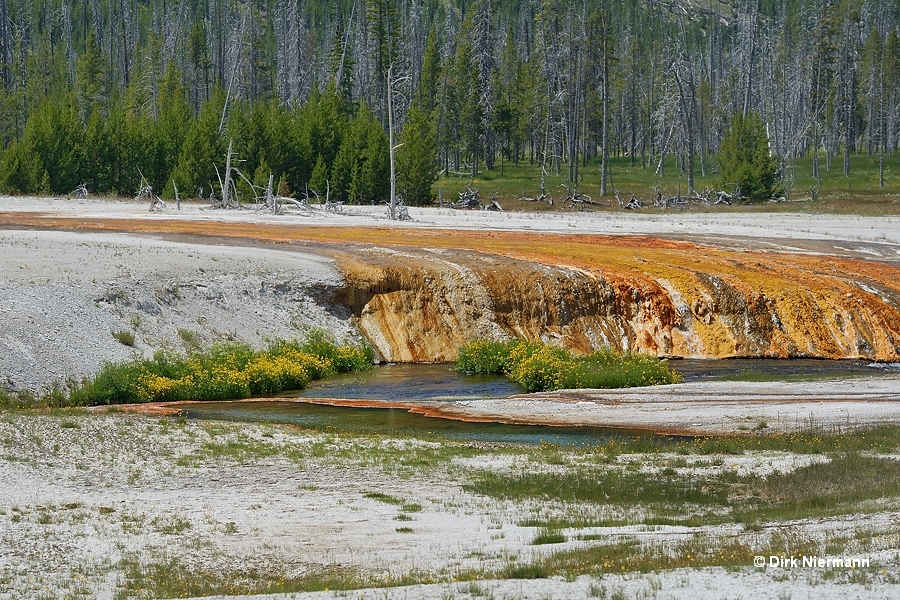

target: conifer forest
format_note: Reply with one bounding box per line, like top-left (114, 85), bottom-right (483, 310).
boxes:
top-left (0, 0), bottom-right (897, 205)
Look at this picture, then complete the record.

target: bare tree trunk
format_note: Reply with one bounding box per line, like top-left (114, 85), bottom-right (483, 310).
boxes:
top-left (222, 139), bottom-right (233, 208)
top-left (599, 10), bottom-right (610, 196)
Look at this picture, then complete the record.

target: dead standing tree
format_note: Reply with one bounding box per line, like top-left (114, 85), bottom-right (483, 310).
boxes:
top-left (212, 140), bottom-right (243, 209)
top-left (387, 63), bottom-right (410, 221)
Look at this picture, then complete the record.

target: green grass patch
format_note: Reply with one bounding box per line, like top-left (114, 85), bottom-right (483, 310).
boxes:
top-left (521, 537), bottom-right (757, 577)
top-left (531, 528), bottom-right (567, 545)
top-left (467, 451), bottom-right (900, 529)
top-left (579, 424), bottom-right (900, 457)
top-left (437, 154), bottom-right (900, 214)
top-left (464, 465), bottom-right (728, 507)
top-left (114, 556), bottom-right (376, 599)
top-left (736, 453), bottom-right (900, 523)
top-left (0, 385), bottom-right (70, 410)
top-left (363, 491), bottom-right (404, 505)
top-left (456, 339), bottom-right (681, 392)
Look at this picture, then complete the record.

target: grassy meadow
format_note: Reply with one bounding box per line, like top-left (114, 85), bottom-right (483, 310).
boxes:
top-left (435, 154), bottom-right (900, 213)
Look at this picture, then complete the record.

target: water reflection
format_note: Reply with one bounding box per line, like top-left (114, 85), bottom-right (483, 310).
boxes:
top-left (178, 400), bottom-right (638, 447)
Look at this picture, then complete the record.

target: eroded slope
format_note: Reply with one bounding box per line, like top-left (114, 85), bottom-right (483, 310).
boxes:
top-left (3, 213), bottom-right (899, 365)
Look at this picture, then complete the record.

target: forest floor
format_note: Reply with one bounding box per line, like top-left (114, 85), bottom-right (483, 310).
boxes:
top-left (2, 196), bottom-right (900, 599)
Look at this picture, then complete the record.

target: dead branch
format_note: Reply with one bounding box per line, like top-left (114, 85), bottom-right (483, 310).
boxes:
top-left (135, 172), bottom-right (165, 212)
top-left (485, 192), bottom-right (503, 212)
top-left (451, 184), bottom-right (481, 209)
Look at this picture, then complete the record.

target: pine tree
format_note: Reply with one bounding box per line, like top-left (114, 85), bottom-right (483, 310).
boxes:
top-left (26, 95), bottom-right (85, 194)
top-left (308, 154), bottom-right (328, 198)
top-left (171, 89), bottom-right (227, 196)
top-left (0, 139), bottom-right (44, 193)
top-left (718, 111), bottom-right (783, 202)
top-left (396, 104), bottom-right (438, 206)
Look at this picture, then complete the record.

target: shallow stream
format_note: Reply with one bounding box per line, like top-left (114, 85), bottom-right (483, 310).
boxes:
top-left (178, 359), bottom-right (898, 446)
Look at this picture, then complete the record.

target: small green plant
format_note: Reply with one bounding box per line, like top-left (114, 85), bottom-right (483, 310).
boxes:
top-left (363, 491), bottom-right (404, 505)
top-left (112, 330), bottom-right (135, 346)
top-left (532, 528), bottom-right (567, 545)
top-left (177, 328), bottom-right (201, 349)
top-left (152, 514), bottom-right (192, 534)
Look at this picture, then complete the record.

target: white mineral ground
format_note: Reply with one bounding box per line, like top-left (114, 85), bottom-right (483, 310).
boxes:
top-left (2, 196), bottom-right (900, 599)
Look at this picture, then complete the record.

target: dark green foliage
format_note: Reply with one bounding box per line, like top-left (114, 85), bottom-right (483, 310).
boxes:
top-left (171, 89), bottom-right (227, 195)
top-left (0, 139), bottom-right (45, 193)
top-left (24, 96), bottom-right (85, 194)
top-left (396, 104), bottom-right (438, 205)
top-left (308, 154), bottom-right (329, 197)
top-left (718, 111), bottom-right (784, 202)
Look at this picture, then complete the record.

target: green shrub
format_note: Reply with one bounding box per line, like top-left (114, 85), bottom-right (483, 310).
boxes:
top-left (292, 329), bottom-right (374, 373)
top-left (507, 344), bottom-right (568, 392)
top-left (456, 338), bottom-right (519, 374)
top-left (456, 339), bottom-right (681, 392)
top-left (64, 333), bottom-right (373, 407)
top-left (561, 349), bottom-right (680, 390)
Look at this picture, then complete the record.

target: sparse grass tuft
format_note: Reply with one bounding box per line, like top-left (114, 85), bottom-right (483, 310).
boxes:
top-left (363, 491), bottom-right (404, 505)
top-left (531, 528), bottom-right (567, 545)
top-left (112, 330), bottom-right (135, 346)
top-left (177, 328), bottom-right (201, 350)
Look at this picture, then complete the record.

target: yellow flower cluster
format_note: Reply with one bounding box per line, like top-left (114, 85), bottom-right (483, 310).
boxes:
top-left (245, 350), bottom-right (332, 394)
top-left (135, 349), bottom-right (335, 402)
top-left (507, 344), bottom-right (568, 392)
top-left (138, 373), bottom-right (195, 403)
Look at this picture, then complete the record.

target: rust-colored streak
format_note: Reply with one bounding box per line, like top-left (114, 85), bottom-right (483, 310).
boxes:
top-left (5, 211), bottom-right (900, 362)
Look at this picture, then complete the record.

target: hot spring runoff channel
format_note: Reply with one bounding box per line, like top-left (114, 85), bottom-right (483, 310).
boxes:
top-left (177, 360), bottom-right (897, 446)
